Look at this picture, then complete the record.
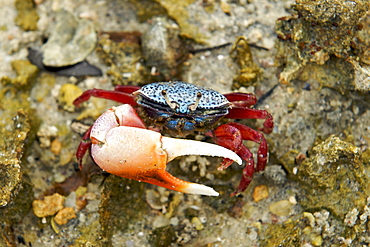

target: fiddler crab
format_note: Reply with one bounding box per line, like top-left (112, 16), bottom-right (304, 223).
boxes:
top-left (74, 81), bottom-right (273, 196)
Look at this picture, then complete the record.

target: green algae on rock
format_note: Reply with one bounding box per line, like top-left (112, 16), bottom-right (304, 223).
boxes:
top-left (0, 110), bottom-right (32, 207)
top-left (279, 149), bottom-right (301, 176)
top-left (0, 59), bottom-right (40, 244)
top-left (96, 33), bottom-right (150, 86)
top-left (261, 210), bottom-right (342, 246)
top-left (0, 107), bottom-right (34, 244)
top-left (128, 0), bottom-right (167, 22)
top-left (0, 174), bottom-right (33, 246)
top-left (149, 225), bottom-right (176, 247)
top-left (0, 60), bottom-right (39, 207)
top-left (153, 0), bottom-right (208, 43)
top-left (98, 176), bottom-right (148, 246)
top-left (275, 0), bottom-right (370, 92)
top-left (296, 135), bottom-right (368, 218)
top-left (15, 0), bottom-right (39, 31)
top-left (11, 60), bottom-right (39, 89)
top-left (270, 134), bottom-right (370, 243)
top-left (297, 57), bottom-right (355, 93)
top-left (58, 83), bottom-right (83, 112)
top-left (230, 37), bottom-right (263, 90)
top-left (261, 221), bottom-right (302, 246)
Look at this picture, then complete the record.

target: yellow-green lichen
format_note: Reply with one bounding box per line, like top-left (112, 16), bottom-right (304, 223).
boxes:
top-left (154, 0), bottom-right (208, 43)
top-left (297, 58), bottom-right (355, 93)
top-left (128, 0), bottom-right (168, 22)
top-left (98, 176), bottom-right (148, 245)
top-left (58, 83), bottom-right (83, 112)
top-left (296, 135), bottom-right (368, 218)
top-left (72, 218), bottom-right (103, 247)
top-left (230, 37), bottom-right (263, 89)
top-left (0, 61), bottom-right (39, 243)
top-left (279, 149), bottom-right (300, 175)
top-left (275, 0), bottom-right (370, 88)
top-left (261, 221), bottom-right (301, 246)
top-left (10, 60), bottom-right (39, 90)
top-left (149, 225), bottom-right (176, 247)
top-left (0, 59), bottom-right (40, 243)
top-left (14, 0), bottom-right (39, 31)
top-left (96, 35), bottom-right (150, 86)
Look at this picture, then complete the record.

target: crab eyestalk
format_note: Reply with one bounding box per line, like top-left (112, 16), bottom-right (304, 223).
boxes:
top-left (89, 105), bottom-right (242, 196)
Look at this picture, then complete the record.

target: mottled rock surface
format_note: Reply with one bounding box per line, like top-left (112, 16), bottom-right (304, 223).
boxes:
top-left (0, 0), bottom-right (369, 246)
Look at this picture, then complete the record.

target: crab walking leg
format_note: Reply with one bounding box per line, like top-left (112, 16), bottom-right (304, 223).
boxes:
top-left (224, 92), bottom-right (257, 107)
top-left (227, 107), bottom-right (274, 134)
top-left (90, 125), bottom-right (241, 196)
top-left (76, 126), bottom-right (93, 169)
top-left (211, 123), bottom-right (269, 195)
top-left (73, 88), bottom-right (138, 107)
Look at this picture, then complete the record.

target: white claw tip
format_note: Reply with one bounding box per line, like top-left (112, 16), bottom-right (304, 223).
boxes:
top-left (181, 183), bottom-right (219, 196)
top-left (162, 137), bottom-right (242, 165)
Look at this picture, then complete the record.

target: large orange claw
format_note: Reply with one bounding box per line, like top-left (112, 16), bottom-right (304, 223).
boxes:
top-left (90, 105), bottom-right (242, 196)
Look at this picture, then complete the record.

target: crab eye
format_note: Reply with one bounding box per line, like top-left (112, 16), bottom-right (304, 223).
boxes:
top-left (189, 92), bottom-right (202, 111)
top-left (161, 89), bottom-right (178, 109)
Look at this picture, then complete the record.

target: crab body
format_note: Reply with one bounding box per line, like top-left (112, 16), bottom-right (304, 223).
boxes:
top-left (74, 81), bottom-right (273, 196)
top-left (135, 82), bottom-right (231, 136)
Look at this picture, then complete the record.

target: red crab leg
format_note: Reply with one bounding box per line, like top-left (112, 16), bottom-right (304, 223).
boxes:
top-left (114, 85), bottom-right (141, 93)
top-left (76, 126), bottom-right (93, 169)
top-left (224, 93), bottom-right (257, 107)
top-left (210, 124), bottom-right (243, 169)
top-left (227, 122), bottom-right (268, 172)
top-left (211, 122), bottom-right (268, 196)
top-left (226, 107), bottom-right (273, 134)
top-left (231, 146), bottom-right (255, 197)
top-left (73, 89), bottom-right (137, 107)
